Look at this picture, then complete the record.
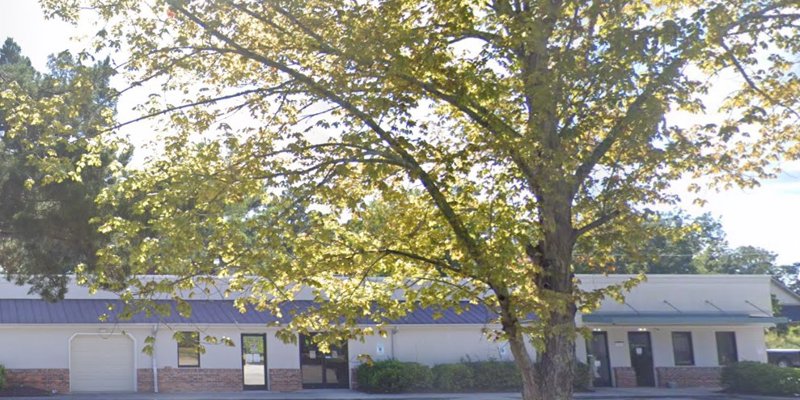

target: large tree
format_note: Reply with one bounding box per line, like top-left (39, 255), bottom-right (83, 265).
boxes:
top-left (0, 38), bottom-right (126, 300)
top-left (43, 1), bottom-right (800, 399)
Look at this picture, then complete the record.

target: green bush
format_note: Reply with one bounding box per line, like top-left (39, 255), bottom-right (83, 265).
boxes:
top-left (464, 360), bottom-right (522, 391)
top-left (0, 364), bottom-right (5, 390)
top-left (461, 359), bottom-right (591, 392)
top-left (405, 361), bottom-right (433, 391)
top-left (356, 360), bottom-right (432, 393)
top-left (432, 363), bottom-right (473, 391)
top-left (722, 361), bottom-right (800, 396)
top-left (573, 361), bottom-right (591, 392)
top-left (357, 358), bottom-right (591, 393)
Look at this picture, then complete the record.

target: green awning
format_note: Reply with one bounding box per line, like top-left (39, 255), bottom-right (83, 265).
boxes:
top-left (582, 313), bottom-right (787, 326)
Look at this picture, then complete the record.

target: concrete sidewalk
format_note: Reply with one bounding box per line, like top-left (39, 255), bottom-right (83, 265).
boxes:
top-left (0, 387), bottom-right (756, 400)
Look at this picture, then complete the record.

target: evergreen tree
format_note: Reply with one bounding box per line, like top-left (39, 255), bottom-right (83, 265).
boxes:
top-left (0, 38), bottom-right (127, 300)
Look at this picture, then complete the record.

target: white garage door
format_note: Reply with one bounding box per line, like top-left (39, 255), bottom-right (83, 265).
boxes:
top-left (70, 334), bottom-right (135, 392)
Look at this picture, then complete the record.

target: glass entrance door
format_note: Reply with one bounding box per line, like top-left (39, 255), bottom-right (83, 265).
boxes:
top-left (242, 334), bottom-right (267, 390)
top-left (299, 334), bottom-right (349, 389)
top-left (587, 331), bottom-right (612, 387)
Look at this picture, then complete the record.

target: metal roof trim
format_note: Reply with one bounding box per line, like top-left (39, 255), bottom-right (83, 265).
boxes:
top-left (583, 312), bottom-right (787, 326)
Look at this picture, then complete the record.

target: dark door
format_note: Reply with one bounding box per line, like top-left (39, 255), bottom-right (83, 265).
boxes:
top-left (628, 332), bottom-right (655, 387)
top-left (587, 331), bottom-right (612, 387)
top-left (241, 334), bottom-right (267, 390)
top-left (299, 334), bottom-right (349, 389)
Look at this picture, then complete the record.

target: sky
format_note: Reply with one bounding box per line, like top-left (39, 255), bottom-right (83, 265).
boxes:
top-left (2, 2), bottom-right (800, 264)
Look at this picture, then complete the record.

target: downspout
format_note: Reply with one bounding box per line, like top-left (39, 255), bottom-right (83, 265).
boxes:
top-left (152, 324), bottom-right (159, 393)
top-left (390, 327), bottom-right (398, 359)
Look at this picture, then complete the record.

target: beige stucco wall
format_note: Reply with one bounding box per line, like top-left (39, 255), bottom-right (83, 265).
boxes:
top-left (578, 274), bottom-right (773, 315)
top-left (348, 325), bottom-right (516, 366)
top-left (0, 324), bottom-right (301, 372)
top-left (771, 282), bottom-right (800, 306)
top-left (0, 325), bottom-right (151, 369)
top-left (151, 326), bottom-right (232, 369)
top-left (148, 324), bottom-right (519, 373)
top-left (0, 321), bottom-right (768, 390)
top-left (0, 326), bottom-right (73, 368)
top-left (588, 325), bottom-right (766, 369)
top-left (392, 325), bottom-right (509, 364)
top-left (147, 325), bottom-right (301, 370)
top-left (0, 323), bottom-right (524, 369)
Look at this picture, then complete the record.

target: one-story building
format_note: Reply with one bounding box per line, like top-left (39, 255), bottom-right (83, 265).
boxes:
top-left (580, 274), bottom-right (782, 388)
top-left (0, 274), bottom-right (783, 393)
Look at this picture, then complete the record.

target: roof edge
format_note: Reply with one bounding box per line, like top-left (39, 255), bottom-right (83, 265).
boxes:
top-left (771, 278), bottom-right (800, 304)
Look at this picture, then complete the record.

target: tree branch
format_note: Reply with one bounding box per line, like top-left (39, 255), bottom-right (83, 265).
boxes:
top-left (249, 156), bottom-right (408, 180)
top-left (106, 84), bottom-right (296, 133)
top-left (379, 248), bottom-right (462, 274)
top-left (170, 2), bottom-right (490, 272)
top-left (231, 0), bottom-right (522, 147)
top-left (574, 210), bottom-right (621, 237)
top-left (572, 57), bottom-right (685, 198)
top-left (446, 29), bottom-right (502, 45)
top-left (719, 40), bottom-right (800, 121)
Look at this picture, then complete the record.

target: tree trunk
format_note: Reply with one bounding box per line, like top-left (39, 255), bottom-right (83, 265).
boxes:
top-left (504, 298), bottom-right (577, 400)
top-left (536, 307), bottom-right (577, 400)
top-left (535, 226), bottom-right (577, 400)
top-left (528, 196), bottom-right (578, 400)
top-left (508, 332), bottom-right (539, 400)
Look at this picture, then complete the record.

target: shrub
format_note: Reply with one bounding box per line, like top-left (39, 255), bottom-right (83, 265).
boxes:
top-left (404, 361), bottom-right (433, 391)
top-left (573, 361), bottom-right (592, 392)
top-left (459, 359), bottom-right (591, 392)
top-left (356, 360), bottom-right (432, 393)
top-left (357, 358), bottom-right (591, 393)
top-left (722, 361), bottom-right (800, 396)
top-left (0, 364), bottom-right (5, 390)
top-left (432, 363), bottom-right (473, 391)
top-left (464, 360), bottom-right (522, 391)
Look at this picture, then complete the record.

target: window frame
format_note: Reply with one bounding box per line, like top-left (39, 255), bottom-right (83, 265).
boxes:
top-left (671, 331), bottom-right (695, 366)
top-left (177, 331), bottom-right (201, 368)
top-left (715, 331), bottom-right (738, 366)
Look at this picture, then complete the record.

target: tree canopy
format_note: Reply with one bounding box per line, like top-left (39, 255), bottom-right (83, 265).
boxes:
top-left (0, 38), bottom-right (127, 300)
top-left (579, 212), bottom-right (799, 286)
top-left (39, 1), bottom-right (800, 399)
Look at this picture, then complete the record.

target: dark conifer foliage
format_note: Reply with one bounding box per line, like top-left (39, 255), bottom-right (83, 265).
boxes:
top-left (0, 38), bottom-right (126, 300)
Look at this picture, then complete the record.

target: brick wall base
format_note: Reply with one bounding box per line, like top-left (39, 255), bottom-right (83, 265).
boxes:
top-left (11, 367), bottom-right (238, 394)
top-left (8, 367), bottom-right (304, 393)
top-left (137, 368), bottom-right (154, 392)
top-left (154, 368), bottom-right (242, 392)
top-left (5, 369), bottom-right (69, 394)
top-left (613, 367), bottom-right (637, 388)
top-left (269, 368), bottom-right (302, 392)
top-left (656, 367), bottom-right (722, 388)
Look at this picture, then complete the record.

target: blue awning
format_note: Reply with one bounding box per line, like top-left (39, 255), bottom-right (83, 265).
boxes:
top-left (583, 312), bottom-right (787, 326)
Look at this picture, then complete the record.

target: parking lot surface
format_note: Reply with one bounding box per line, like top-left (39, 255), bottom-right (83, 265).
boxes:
top-left (0, 387), bottom-right (780, 400)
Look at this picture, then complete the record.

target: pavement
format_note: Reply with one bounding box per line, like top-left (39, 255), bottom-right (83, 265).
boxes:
top-left (0, 388), bottom-right (791, 400)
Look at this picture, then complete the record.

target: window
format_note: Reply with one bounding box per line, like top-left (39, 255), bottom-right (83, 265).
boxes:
top-left (716, 331), bottom-right (738, 365)
top-left (177, 331), bottom-right (200, 367)
top-left (671, 332), bottom-right (694, 366)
